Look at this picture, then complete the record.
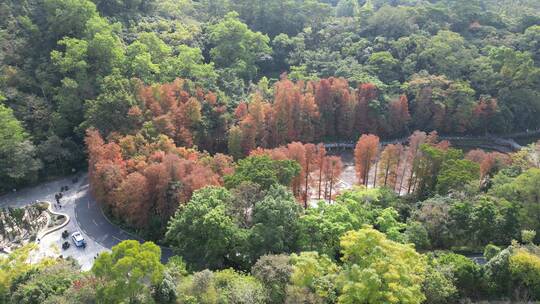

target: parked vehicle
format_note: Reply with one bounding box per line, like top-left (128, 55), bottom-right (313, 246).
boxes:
top-left (71, 232), bottom-right (85, 247)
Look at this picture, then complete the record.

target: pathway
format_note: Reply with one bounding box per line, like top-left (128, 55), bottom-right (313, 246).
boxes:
top-left (0, 173), bottom-right (173, 270)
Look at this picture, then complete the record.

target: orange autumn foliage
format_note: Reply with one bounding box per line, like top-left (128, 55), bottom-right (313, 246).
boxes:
top-left (466, 149), bottom-right (511, 180)
top-left (86, 129), bottom-right (232, 230)
top-left (250, 142), bottom-right (338, 206)
top-left (231, 77), bottom-right (412, 157)
top-left (135, 79), bottom-right (229, 152)
top-left (378, 144), bottom-right (403, 188)
top-left (354, 134), bottom-right (380, 186)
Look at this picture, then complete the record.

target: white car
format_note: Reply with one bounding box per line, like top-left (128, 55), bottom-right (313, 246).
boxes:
top-left (71, 232), bottom-right (85, 247)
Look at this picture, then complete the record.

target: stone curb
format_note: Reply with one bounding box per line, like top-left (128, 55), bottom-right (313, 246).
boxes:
top-left (37, 201), bottom-right (70, 239)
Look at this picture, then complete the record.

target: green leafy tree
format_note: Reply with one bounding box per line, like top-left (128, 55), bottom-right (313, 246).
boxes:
top-left (154, 270), bottom-right (178, 304)
top-left (44, 0), bottom-right (98, 40)
top-left (49, 12), bottom-right (124, 138)
top-left (416, 30), bottom-right (475, 79)
top-left (490, 168), bottom-right (540, 238)
top-left (207, 12), bottom-right (271, 81)
top-left (337, 227), bottom-right (427, 304)
top-left (287, 251), bottom-right (340, 303)
top-left (336, 0), bottom-right (359, 17)
top-left (520, 25), bottom-right (540, 62)
top-left (367, 51), bottom-right (400, 83)
top-left (36, 135), bottom-right (79, 176)
top-left (375, 207), bottom-right (407, 242)
top-left (177, 268), bottom-right (266, 304)
top-left (92, 0), bottom-right (157, 20)
top-left (483, 245), bottom-right (514, 297)
top-left (230, 181), bottom-right (265, 228)
top-left (512, 169), bottom-right (540, 235)
top-left (469, 197), bottom-right (519, 246)
top-left (414, 145), bottom-right (471, 199)
top-left (163, 45), bottom-right (218, 85)
top-left (436, 159), bottom-right (480, 195)
top-left (43, 274), bottom-right (100, 304)
top-left (488, 47), bottom-right (540, 131)
top-left (412, 196), bottom-right (454, 249)
top-left (422, 258), bottom-right (458, 304)
top-left (249, 186), bottom-right (302, 262)
top-left (522, 230), bottom-right (537, 245)
top-left (251, 254), bottom-right (293, 304)
top-left (10, 260), bottom-right (81, 304)
top-left (366, 5), bottom-right (416, 39)
top-left (126, 32), bottom-right (218, 85)
top-left (0, 245), bottom-right (40, 301)
top-left (298, 201), bottom-right (358, 258)
top-left (125, 32), bottom-right (169, 83)
top-left (225, 155), bottom-right (301, 190)
top-left (0, 103), bottom-right (42, 191)
top-left (92, 240), bottom-right (164, 303)
top-left (227, 126), bottom-right (243, 160)
top-left (83, 72), bottom-right (137, 134)
top-left (405, 73), bottom-right (476, 134)
top-left (509, 248), bottom-right (540, 299)
top-left (436, 253), bottom-right (483, 299)
top-left (214, 269), bottom-right (267, 303)
top-left (229, 0), bottom-right (333, 38)
top-left (405, 221), bottom-right (431, 250)
top-left (165, 187), bottom-right (247, 270)
top-left (177, 270), bottom-right (217, 303)
top-left (484, 244), bottom-right (502, 261)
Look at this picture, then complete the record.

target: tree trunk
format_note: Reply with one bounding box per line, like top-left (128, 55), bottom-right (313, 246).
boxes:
top-left (318, 159), bottom-right (323, 200)
top-left (394, 148), bottom-right (403, 192)
top-left (364, 157), bottom-right (370, 186)
top-left (383, 161), bottom-right (390, 187)
top-left (304, 161), bottom-right (310, 208)
top-left (373, 158), bottom-right (379, 188)
top-left (398, 153), bottom-right (408, 195)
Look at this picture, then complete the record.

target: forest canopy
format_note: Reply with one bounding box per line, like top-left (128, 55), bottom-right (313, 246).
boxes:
top-left (1, 0), bottom-right (540, 190)
top-left (2, 0), bottom-right (540, 303)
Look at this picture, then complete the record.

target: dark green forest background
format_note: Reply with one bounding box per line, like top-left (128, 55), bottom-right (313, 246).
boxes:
top-left (1, 0), bottom-right (539, 191)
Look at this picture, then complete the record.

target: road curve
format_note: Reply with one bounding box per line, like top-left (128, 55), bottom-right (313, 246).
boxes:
top-left (74, 178), bottom-right (174, 263)
top-left (0, 173), bottom-right (173, 266)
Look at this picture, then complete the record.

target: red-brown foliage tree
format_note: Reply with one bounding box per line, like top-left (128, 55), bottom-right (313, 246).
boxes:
top-left (354, 83), bottom-right (379, 135)
top-left (136, 79), bottom-right (229, 152)
top-left (322, 156), bottom-right (343, 202)
top-left (466, 149), bottom-right (510, 181)
top-left (473, 97), bottom-right (498, 134)
top-left (302, 143), bottom-right (317, 207)
top-left (378, 144), bottom-right (403, 188)
top-left (114, 172), bottom-right (150, 228)
top-left (354, 134), bottom-right (380, 186)
top-left (229, 77), bottom-right (436, 157)
top-left (313, 144), bottom-right (327, 200)
top-left (389, 95), bottom-right (411, 136)
top-left (86, 129), bottom-right (230, 235)
top-left (234, 93), bottom-right (272, 155)
top-left (250, 142), bottom-right (332, 207)
top-left (272, 77), bottom-right (320, 145)
top-left (401, 131), bottom-right (428, 194)
top-left (314, 78), bottom-right (353, 140)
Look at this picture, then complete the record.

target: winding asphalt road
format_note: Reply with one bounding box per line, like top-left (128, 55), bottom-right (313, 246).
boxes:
top-left (0, 173), bottom-right (173, 269)
top-left (74, 178), bottom-right (173, 261)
